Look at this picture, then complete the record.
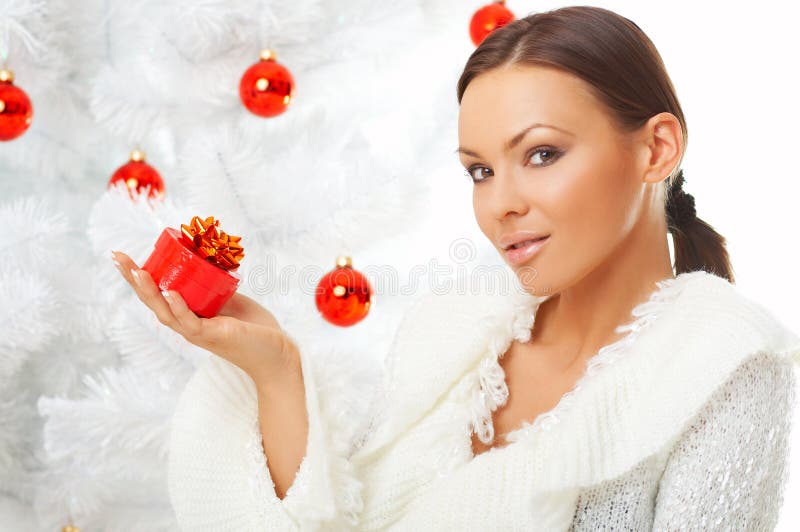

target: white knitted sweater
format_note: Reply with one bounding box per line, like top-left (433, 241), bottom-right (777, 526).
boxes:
top-left (167, 270), bottom-right (800, 531)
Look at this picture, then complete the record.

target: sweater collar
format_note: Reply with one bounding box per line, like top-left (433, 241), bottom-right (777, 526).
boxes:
top-left (354, 274), bottom-right (543, 458)
top-left (354, 270), bottom-right (800, 481)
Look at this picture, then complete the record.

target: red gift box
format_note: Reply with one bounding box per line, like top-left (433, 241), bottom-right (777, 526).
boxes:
top-left (142, 226), bottom-right (242, 318)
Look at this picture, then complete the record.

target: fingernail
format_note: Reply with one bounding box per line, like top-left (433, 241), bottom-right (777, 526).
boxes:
top-left (131, 269), bottom-right (141, 284)
top-left (161, 290), bottom-right (171, 299)
top-left (113, 259), bottom-right (121, 269)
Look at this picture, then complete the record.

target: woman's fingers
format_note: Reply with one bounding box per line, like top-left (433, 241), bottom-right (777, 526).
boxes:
top-left (130, 268), bottom-right (184, 331)
top-left (161, 289), bottom-right (203, 337)
top-left (111, 250), bottom-right (140, 286)
top-left (112, 250), bottom-right (182, 333)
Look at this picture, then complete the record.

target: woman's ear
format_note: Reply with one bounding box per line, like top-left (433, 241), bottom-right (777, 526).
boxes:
top-left (637, 112), bottom-right (683, 184)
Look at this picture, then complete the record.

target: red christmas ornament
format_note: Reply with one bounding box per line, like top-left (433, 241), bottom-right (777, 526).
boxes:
top-left (315, 256), bottom-right (373, 327)
top-left (0, 69), bottom-right (33, 141)
top-left (239, 49), bottom-right (295, 118)
top-left (108, 150), bottom-right (165, 200)
top-left (469, 1), bottom-right (516, 46)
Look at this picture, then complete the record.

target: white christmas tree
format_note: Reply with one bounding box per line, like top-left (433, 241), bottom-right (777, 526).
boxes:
top-left (0, 0), bottom-right (488, 529)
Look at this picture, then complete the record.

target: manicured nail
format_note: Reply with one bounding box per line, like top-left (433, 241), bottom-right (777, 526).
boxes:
top-left (131, 269), bottom-right (141, 285)
top-left (113, 259), bottom-right (121, 269)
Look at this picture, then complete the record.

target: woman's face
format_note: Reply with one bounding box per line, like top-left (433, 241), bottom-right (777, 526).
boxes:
top-left (458, 64), bottom-right (659, 295)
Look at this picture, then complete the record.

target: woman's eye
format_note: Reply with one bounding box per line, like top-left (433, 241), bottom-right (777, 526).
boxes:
top-left (529, 146), bottom-right (561, 166)
top-left (465, 166), bottom-right (493, 183)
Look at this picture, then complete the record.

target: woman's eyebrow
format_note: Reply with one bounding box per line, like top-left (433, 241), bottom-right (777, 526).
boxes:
top-left (455, 122), bottom-right (574, 158)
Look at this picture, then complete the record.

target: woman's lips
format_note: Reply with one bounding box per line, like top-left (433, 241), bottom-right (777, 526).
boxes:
top-left (503, 236), bottom-right (550, 265)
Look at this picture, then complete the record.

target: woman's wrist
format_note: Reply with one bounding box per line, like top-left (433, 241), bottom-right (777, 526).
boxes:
top-left (249, 331), bottom-right (304, 399)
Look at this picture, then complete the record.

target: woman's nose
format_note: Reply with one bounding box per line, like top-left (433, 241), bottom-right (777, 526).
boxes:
top-left (488, 173), bottom-right (529, 220)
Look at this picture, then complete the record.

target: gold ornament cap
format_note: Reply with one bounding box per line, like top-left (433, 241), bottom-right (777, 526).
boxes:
top-left (130, 149), bottom-right (146, 162)
top-left (336, 256), bottom-right (352, 268)
top-left (259, 49), bottom-right (276, 61)
top-left (0, 69), bottom-right (14, 83)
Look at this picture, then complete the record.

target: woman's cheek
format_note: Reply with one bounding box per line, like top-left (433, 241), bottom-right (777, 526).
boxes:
top-left (551, 186), bottom-right (610, 264)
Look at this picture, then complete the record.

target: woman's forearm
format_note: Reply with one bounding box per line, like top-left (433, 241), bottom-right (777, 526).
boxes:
top-left (254, 351), bottom-right (309, 500)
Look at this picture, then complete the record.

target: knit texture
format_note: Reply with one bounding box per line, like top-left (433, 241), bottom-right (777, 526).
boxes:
top-left (569, 351), bottom-right (796, 531)
top-left (167, 270), bottom-right (800, 530)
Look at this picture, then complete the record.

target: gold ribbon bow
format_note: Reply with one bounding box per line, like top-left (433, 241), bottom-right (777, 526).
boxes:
top-left (180, 215), bottom-right (244, 271)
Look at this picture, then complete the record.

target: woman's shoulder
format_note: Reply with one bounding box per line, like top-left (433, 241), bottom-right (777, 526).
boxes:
top-left (645, 270), bottom-right (800, 387)
top-left (514, 270), bottom-right (800, 492)
top-left (674, 270), bottom-right (799, 347)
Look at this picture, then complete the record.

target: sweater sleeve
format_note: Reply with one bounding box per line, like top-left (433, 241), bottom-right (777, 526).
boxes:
top-left (651, 352), bottom-right (797, 531)
top-left (167, 343), bottom-right (378, 531)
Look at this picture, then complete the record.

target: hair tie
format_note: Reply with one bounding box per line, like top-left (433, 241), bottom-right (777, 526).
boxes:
top-left (666, 169), bottom-right (696, 227)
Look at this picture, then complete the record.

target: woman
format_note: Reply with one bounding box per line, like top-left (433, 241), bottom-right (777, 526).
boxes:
top-left (113, 6), bottom-right (800, 530)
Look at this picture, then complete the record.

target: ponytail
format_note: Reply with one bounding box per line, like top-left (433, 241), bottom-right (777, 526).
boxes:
top-left (666, 169), bottom-right (735, 283)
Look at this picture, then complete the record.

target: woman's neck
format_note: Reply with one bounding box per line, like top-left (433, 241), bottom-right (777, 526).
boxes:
top-left (528, 227), bottom-right (674, 373)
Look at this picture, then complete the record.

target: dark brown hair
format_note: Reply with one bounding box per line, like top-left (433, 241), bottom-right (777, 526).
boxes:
top-left (456, 5), bottom-right (734, 283)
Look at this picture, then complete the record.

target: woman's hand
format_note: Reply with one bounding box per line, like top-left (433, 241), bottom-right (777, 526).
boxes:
top-left (110, 250), bottom-right (300, 384)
